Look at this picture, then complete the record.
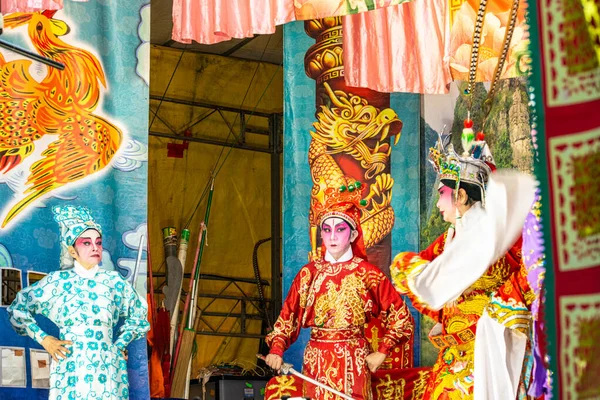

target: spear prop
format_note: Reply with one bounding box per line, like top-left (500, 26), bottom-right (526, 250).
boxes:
top-left (171, 178), bottom-right (215, 398)
top-left (256, 354), bottom-right (355, 400)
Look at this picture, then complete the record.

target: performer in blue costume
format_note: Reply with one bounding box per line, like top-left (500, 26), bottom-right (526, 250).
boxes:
top-left (8, 206), bottom-right (150, 399)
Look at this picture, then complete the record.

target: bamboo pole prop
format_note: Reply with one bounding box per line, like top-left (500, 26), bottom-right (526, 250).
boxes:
top-left (188, 178), bottom-right (215, 328)
top-left (170, 178), bottom-right (215, 399)
top-left (170, 229), bottom-right (190, 356)
top-left (170, 305), bottom-right (203, 397)
top-left (177, 229), bottom-right (191, 268)
top-left (179, 229), bottom-right (192, 400)
top-left (187, 228), bottom-right (203, 330)
top-left (170, 227), bottom-right (203, 383)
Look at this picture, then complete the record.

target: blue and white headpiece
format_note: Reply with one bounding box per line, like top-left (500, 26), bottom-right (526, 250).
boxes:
top-left (52, 206), bottom-right (102, 247)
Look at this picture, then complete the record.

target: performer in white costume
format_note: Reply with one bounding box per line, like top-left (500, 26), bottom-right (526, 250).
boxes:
top-left (8, 206), bottom-right (150, 399)
top-left (390, 131), bottom-right (537, 400)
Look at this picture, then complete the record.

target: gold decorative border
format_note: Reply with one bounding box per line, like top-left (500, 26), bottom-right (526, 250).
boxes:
top-left (549, 127), bottom-right (600, 271)
top-left (559, 293), bottom-right (600, 400)
top-left (540, 0), bottom-right (600, 106)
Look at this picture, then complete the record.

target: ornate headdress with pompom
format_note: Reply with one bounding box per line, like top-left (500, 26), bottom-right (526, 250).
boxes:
top-left (312, 181), bottom-right (367, 229)
top-left (428, 121), bottom-right (496, 206)
top-left (309, 179), bottom-right (368, 261)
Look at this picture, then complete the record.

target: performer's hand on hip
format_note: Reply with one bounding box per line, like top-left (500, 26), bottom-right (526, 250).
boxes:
top-left (41, 336), bottom-right (73, 362)
top-left (365, 352), bottom-right (387, 373)
top-left (265, 354), bottom-right (283, 371)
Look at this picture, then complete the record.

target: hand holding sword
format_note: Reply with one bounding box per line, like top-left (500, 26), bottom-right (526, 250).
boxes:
top-left (264, 353), bottom-right (283, 371)
top-left (257, 354), bottom-right (356, 400)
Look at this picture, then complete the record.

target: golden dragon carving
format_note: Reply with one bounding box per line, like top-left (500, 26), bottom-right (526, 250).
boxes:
top-left (309, 83), bottom-right (402, 249)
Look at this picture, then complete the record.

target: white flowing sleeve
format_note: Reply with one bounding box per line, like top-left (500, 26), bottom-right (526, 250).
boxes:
top-left (407, 170), bottom-right (536, 310)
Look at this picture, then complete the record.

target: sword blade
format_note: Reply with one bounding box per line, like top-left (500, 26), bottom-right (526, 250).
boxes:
top-left (287, 367), bottom-right (355, 400)
top-left (256, 354), bottom-right (355, 400)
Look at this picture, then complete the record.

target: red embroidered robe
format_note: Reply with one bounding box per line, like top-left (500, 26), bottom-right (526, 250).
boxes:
top-left (391, 232), bottom-right (535, 400)
top-left (266, 256), bottom-right (413, 400)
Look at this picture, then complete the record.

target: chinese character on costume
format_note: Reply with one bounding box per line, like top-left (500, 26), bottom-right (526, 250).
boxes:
top-left (265, 181), bottom-right (414, 400)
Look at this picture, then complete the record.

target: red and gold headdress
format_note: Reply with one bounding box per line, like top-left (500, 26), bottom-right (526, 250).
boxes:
top-left (310, 180), bottom-right (368, 261)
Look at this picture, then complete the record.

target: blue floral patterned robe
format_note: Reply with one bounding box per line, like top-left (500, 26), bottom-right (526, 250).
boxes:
top-left (7, 262), bottom-right (150, 399)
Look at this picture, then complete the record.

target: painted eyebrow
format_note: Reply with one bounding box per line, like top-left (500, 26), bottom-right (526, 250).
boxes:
top-left (332, 222), bottom-right (349, 229)
top-left (322, 220), bottom-right (350, 229)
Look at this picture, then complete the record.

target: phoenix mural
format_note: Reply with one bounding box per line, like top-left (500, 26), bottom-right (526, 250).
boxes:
top-left (0, 10), bottom-right (123, 228)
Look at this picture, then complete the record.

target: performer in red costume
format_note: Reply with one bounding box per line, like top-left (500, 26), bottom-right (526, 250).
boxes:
top-left (391, 127), bottom-right (537, 400)
top-left (265, 181), bottom-right (413, 400)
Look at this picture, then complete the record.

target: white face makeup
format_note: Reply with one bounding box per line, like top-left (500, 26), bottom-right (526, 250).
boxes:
top-left (69, 229), bottom-right (102, 269)
top-left (436, 185), bottom-right (457, 225)
top-left (321, 217), bottom-right (357, 260)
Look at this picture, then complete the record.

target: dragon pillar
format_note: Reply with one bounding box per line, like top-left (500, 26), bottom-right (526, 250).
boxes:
top-left (303, 17), bottom-right (403, 274)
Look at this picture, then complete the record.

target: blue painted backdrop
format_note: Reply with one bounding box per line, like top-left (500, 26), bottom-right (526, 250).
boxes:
top-left (282, 21), bottom-right (422, 371)
top-left (0, 1), bottom-right (150, 399)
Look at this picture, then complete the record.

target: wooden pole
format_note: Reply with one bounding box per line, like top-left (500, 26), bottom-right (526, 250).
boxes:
top-left (170, 178), bottom-right (216, 398)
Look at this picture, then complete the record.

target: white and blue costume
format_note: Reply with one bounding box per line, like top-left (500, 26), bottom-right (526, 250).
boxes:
top-left (7, 206), bottom-right (149, 399)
